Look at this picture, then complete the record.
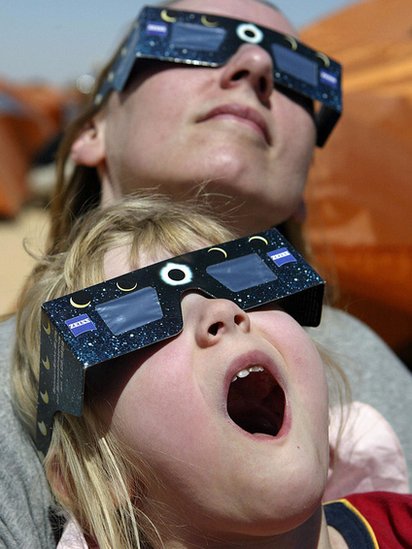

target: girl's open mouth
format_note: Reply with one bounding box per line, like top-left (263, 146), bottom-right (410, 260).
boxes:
top-left (227, 365), bottom-right (286, 437)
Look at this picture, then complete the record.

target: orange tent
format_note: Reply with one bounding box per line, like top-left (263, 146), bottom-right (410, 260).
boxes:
top-left (0, 81), bottom-right (73, 217)
top-left (302, 0), bottom-right (412, 360)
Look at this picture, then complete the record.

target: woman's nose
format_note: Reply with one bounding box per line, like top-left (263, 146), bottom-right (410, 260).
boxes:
top-left (183, 294), bottom-right (251, 348)
top-left (219, 44), bottom-right (274, 105)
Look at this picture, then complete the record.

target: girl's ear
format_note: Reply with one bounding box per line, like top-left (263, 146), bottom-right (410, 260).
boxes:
top-left (71, 118), bottom-right (106, 167)
top-left (46, 452), bottom-right (70, 504)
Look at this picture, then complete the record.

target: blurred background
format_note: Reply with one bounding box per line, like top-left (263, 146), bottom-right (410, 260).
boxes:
top-left (0, 0), bottom-right (411, 366)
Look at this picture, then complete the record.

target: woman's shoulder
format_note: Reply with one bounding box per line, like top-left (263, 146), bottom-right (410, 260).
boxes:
top-left (0, 314), bottom-right (15, 351)
top-left (0, 314), bottom-right (56, 549)
top-left (308, 305), bottom-right (410, 374)
top-left (311, 305), bottom-right (394, 348)
top-left (308, 305), bottom-right (412, 478)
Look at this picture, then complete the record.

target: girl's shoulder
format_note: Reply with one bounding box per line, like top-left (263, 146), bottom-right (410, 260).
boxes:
top-left (325, 492), bottom-right (412, 549)
top-left (57, 519), bottom-right (90, 549)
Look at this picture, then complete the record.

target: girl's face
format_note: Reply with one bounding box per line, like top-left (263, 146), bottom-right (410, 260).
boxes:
top-left (98, 247), bottom-right (330, 544)
top-left (95, 0), bottom-right (316, 232)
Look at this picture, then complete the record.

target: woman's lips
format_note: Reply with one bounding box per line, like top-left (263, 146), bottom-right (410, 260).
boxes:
top-left (198, 103), bottom-right (271, 145)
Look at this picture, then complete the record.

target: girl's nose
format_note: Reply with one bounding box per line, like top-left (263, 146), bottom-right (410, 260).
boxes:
top-left (219, 44), bottom-right (274, 105)
top-left (182, 294), bottom-right (251, 348)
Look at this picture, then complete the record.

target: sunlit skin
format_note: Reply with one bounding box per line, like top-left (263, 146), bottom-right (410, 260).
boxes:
top-left (91, 247), bottom-right (348, 549)
top-left (71, 0), bottom-right (316, 234)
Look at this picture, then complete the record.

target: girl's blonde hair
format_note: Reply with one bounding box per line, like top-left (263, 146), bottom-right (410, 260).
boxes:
top-left (13, 193), bottom-right (348, 548)
top-left (12, 194), bottom-right (234, 549)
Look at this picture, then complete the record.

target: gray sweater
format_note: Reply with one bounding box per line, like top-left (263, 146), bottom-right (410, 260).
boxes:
top-left (1, 307), bottom-right (411, 548)
top-left (0, 316), bottom-right (55, 548)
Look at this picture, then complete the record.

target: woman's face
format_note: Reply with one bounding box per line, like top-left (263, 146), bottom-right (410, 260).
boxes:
top-left (98, 247), bottom-right (329, 545)
top-left (97, 0), bottom-right (316, 232)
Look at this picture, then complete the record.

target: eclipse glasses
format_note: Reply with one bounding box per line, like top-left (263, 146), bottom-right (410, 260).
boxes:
top-left (36, 227), bottom-right (324, 454)
top-left (96, 6), bottom-right (342, 146)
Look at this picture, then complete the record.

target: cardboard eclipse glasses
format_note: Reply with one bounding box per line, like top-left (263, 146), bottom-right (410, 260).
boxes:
top-left (36, 228), bottom-right (325, 454)
top-left (96, 6), bottom-right (342, 146)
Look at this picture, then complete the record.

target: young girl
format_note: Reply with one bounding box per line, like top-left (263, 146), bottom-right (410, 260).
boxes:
top-left (12, 195), bottom-right (411, 548)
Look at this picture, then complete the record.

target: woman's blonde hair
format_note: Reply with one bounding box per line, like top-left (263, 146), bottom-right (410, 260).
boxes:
top-left (12, 194), bottom-right (234, 549)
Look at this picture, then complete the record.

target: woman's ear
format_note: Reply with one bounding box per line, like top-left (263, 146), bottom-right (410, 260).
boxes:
top-left (71, 118), bottom-right (106, 167)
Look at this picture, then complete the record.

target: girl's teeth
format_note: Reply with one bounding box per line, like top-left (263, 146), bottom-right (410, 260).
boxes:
top-left (231, 365), bottom-right (264, 383)
top-left (249, 365), bottom-right (264, 373)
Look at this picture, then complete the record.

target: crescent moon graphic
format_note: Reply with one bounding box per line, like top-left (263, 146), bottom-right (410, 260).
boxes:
top-left (42, 357), bottom-right (51, 370)
top-left (38, 421), bottom-right (48, 437)
top-left (40, 391), bottom-right (49, 404)
top-left (284, 34), bottom-right (298, 51)
top-left (116, 281), bottom-right (138, 292)
top-left (315, 52), bottom-right (330, 67)
top-left (161, 9), bottom-right (177, 22)
top-left (70, 297), bottom-right (91, 309)
top-left (208, 247), bottom-right (228, 258)
top-left (248, 235), bottom-right (269, 245)
top-left (42, 321), bottom-right (51, 335)
top-left (201, 15), bottom-right (219, 27)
